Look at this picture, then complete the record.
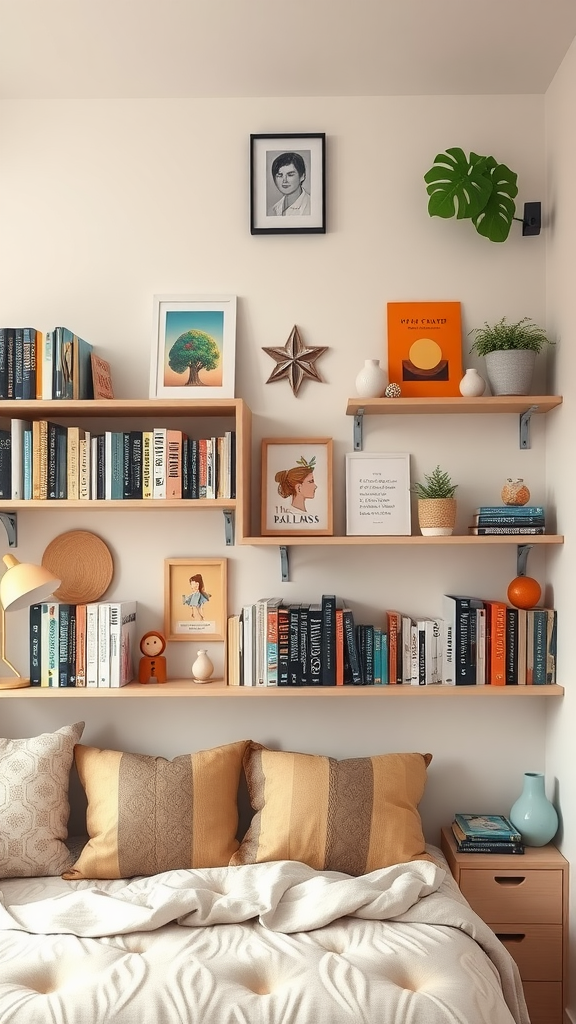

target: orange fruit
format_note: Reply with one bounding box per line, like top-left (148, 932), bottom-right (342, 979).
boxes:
top-left (507, 576), bottom-right (541, 609)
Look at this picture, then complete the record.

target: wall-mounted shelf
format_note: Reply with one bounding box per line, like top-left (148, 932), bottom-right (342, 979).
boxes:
top-left (0, 681), bottom-right (563, 697)
top-left (346, 395), bottom-right (563, 450)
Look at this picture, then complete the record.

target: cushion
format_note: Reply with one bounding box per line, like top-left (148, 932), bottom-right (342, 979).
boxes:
top-left (64, 739), bottom-right (248, 879)
top-left (230, 742), bottom-right (432, 875)
top-left (0, 721), bottom-right (85, 877)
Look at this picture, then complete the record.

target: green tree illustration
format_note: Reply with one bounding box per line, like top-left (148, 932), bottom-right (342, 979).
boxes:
top-left (168, 330), bottom-right (220, 386)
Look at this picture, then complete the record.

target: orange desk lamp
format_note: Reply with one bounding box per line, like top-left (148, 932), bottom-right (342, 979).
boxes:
top-left (0, 554), bottom-right (61, 689)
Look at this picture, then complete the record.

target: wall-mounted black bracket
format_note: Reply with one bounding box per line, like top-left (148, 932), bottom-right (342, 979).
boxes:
top-left (353, 409), bottom-right (364, 451)
top-left (0, 512), bottom-right (17, 548)
top-left (513, 202), bottom-right (541, 236)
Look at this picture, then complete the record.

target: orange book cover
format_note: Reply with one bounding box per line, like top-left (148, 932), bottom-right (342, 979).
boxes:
top-left (386, 301), bottom-right (463, 397)
top-left (166, 429), bottom-right (182, 499)
top-left (386, 610), bottom-right (401, 683)
top-left (484, 599), bottom-right (507, 685)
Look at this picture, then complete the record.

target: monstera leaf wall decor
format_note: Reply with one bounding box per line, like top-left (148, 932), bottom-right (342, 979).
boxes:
top-left (424, 147), bottom-right (519, 243)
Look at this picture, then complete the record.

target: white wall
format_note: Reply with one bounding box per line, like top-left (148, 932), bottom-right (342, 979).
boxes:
top-left (0, 97), bottom-right (555, 853)
top-left (545, 38), bottom-right (576, 1020)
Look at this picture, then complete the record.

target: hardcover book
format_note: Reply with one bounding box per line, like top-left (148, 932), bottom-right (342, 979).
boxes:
top-left (91, 353), bottom-right (114, 399)
top-left (321, 594), bottom-right (337, 686)
top-left (474, 505), bottom-right (545, 516)
top-left (454, 813), bottom-right (522, 842)
top-left (308, 603), bottom-right (323, 686)
top-left (387, 301), bottom-right (463, 397)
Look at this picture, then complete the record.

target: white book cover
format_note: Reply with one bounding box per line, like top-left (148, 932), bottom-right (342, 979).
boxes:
top-left (85, 603), bottom-right (100, 687)
top-left (108, 601), bottom-right (137, 686)
top-left (241, 604), bottom-right (255, 686)
top-left (153, 427), bottom-right (166, 498)
top-left (98, 603), bottom-right (111, 686)
top-left (425, 618), bottom-right (443, 684)
top-left (401, 615), bottom-right (413, 685)
top-left (79, 430), bottom-right (91, 499)
top-left (10, 418), bottom-right (29, 500)
top-left (41, 330), bottom-right (53, 400)
top-left (410, 622), bottom-right (420, 685)
top-left (254, 598), bottom-right (269, 687)
top-left (475, 607), bottom-right (487, 685)
top-left (90, 437), bottom-right (98, 500)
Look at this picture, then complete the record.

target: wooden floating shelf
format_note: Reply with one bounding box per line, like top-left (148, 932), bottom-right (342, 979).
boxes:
top-left (243, 534), bottom-right (564, 547)
top-left (345, 396), bottom-right (563, 416)
top-left (0, 398), bottom-right (247, 418)
top-left (0, 682), bottom-right (563, 698)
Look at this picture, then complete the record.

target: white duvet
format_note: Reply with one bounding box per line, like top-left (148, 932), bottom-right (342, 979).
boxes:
top-left (0, 854), bottom-right (529, 1024)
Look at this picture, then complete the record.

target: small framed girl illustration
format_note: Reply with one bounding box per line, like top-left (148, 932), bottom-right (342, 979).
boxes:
top-left (164, 558), bottom-right (227, 641)
top-left (261, 438), bottom-right (333, 536)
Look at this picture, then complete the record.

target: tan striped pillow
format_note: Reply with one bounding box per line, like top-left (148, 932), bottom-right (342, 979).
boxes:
top-left (63, 739), bottom-right (248, 880)
top-left (230, 743), bottom-right (432, 875)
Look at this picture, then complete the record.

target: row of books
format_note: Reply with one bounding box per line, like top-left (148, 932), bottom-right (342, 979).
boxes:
top-left (451, 813), bottom-right (525, 854)
top-left (0, 421), bottom-right (236, 500)
top-left (468, 504), bottom-right (547, 536)
top-left (29, 600), bottom-right (137, 687)
top-left (0, 326), bottom-right (98, 401)
top-left (226, 593), bottom-right (557, 687)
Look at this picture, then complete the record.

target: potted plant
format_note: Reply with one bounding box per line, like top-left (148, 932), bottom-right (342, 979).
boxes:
top-left (413, 466), bottom-right (458, 536)
top-left (469, 316), bottom-right (553, 396)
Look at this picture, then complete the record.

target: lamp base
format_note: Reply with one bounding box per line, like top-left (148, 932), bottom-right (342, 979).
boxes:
top-left (0, 676), bottom-right (30, 690)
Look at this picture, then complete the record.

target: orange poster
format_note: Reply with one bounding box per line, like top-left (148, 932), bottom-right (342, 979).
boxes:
top-left (386, 301), bottom-right (463, 397)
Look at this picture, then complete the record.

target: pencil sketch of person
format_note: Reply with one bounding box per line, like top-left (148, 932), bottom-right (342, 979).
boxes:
top-left (275, 455), bottom-right (317, 512)
top-left (270, 152), bottom-right (311, 216)
top-left (182, 573), bottom-right (211, 620)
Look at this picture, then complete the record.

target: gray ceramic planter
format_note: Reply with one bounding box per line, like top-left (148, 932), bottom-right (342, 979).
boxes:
top-left (484, 350), bottom-right (536, 396)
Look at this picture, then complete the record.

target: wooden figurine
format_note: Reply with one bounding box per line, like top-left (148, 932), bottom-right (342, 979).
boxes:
top-left (138, 630), bottom-right (167, 684)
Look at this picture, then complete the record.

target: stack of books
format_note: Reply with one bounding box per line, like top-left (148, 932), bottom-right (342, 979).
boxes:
top-left (468, 504), bottom-right (546, 536)
top-left (451, 812), bottom-right (525, 854)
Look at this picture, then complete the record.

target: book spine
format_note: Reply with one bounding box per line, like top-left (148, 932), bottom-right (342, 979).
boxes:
top-left (85, 603), bottom-right (99, 687)
top-left (470, 526), bottom-right (546, 535)
top-left (254, 599), bottom-right (268, 688)
top-left (119, 603), bottom-right (137, 685)
top-left (308, 604), bottom-right (322, 686)
top-left (56, 425), bottom-right (67, 498)
top-left (373, 627), bottom-right (383, 684)
top-left (75, 604), bottom-right (87, 686)
top-left (0, 328), bottom-right (8, 399)
top-left (22, 328), bottom-right (36, 400)
top-left (288, 604), bottom-right (300, 686)
top-left (13, 328), bottom-right (23, 400)
top-left (386, 610), bottom-right (400, 683)
top-left (67, 426), bottom-right (80, 501)
top-left (153, 427), bottom-right (166, 498)
top-left (363, 624), bottom-right (374, 685)
top-left (29, 603), bottom-right (42, 685)
top-left (5, 328), bottom-right (15, 399)
top-left (166, 429), bottom-right (182, 499)
top-left (415, 621), bottom-right (426, 685)
top-left (142, 431), bottom-right (153, 499)
top-left (455, 842), bottom-right (525, 854)
top-left (108, 603), bottom-right (121, 686)
top-left (488, 601), bottom-right (507, 685)
top-left (189, 439), bottom-right (199, 499)
top-left (98, 603), bottom-right (110, 686)
top-left (334, 606), bottom-right (344, 686)
top-left (58, 604), bottom-right (71, 686)
top-left (41, 331), bottom-right (53, 400)
top-left (266, 602), bottom-right (279, 687)
top-left (321, 594), bottom-right (337, 685)
top-left (475, 505), bottom-right (545, 516)
top-left (533, 609), bottom-right (547, 684)
top-left (40, 603), bottom-right (50, 686)
top-left (473, 514), bottom-right (546, 525)
top-left (10, 418), bottom-right (25, 500)
top-left (277, 605), bottom-right (290, 686)
top-left (300, 604), bottom-right (311, 686)
top-left (506, 607), bottom-right (519, 685)
top-left (47, 603), bottom-right (59, 687)
top-left (546, 609), bottom-right (558, 685)
top-left (130, 431), bottom-right (143, 499)
top-left (78, 431), bottom-right (91, 499)
top-left (241, 604), bottom-right (255, 686)
top-left (198, 438), bottom-right (207, 498)
top-left (0, 429), bottom-right (11, 499)
top-left (342, 607), bottom-right (362, 685)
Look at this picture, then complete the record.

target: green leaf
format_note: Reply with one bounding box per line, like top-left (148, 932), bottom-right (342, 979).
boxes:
top-left (472, 162), bottom-right (518, 242)
top-left (424, 147), bottom-right (493, 221)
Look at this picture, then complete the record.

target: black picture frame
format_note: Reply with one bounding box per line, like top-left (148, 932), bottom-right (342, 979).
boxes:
top-left (250, 133), bottom-right (326, 235)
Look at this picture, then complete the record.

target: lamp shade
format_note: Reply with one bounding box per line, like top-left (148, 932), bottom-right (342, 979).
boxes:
top-left (0, 555), bottom-right (61, 612)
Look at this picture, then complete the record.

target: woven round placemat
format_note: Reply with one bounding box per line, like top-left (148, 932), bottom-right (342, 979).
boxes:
top-left (42, 530), bottom-right (114, 603)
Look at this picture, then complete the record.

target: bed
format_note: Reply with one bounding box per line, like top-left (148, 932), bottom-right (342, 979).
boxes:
top-left (0, 727), bottom-right (530, 1024)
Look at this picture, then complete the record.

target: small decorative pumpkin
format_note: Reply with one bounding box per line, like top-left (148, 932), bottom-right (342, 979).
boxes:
top-left (501, 478), bottom-right (531, 506)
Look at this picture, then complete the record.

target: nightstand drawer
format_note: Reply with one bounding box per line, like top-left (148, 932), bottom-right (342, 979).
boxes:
top-left (490, 923), bottom-right (562, 981)
top-left (522, 982), bottom-right (563, 1024)
top-left (459, 868), bottom-right (562, 923)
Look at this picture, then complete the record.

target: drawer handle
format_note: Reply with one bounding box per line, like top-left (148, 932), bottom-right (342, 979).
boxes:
top-left (493, 876), bottom-right (526, 886)
top-left (495, 933), bottom-right (526, 943)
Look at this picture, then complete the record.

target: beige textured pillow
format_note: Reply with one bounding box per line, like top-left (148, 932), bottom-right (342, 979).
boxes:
top-left (0, 721), bottom-right (85, 877)
top-left (230, 742), bottom-right (432, 875)
top-left (64, 739), bottom-right (248, 879)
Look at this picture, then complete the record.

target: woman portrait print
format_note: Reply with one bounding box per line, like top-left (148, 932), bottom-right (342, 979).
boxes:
top-left (269, 151), bottom-right (311, 217)
top-left (275, 455), bottom-right (317, 512)
top-left (182, 573), bottom-right (211, 620)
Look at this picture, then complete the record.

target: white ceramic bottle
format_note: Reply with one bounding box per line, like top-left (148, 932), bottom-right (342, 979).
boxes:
top-left (355, 359), bottom-right (387, 398)
top-left (459, 368), bottom-right (486, 396)
top-left (192, 650), bottom-right (214, 682)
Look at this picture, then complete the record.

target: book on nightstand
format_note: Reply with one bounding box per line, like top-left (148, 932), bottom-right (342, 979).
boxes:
top-left (452, 814), bottom-right (524, 853)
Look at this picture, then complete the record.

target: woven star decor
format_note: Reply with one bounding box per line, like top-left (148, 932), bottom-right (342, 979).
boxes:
top-left (262, 326), bottom-right (328, 396)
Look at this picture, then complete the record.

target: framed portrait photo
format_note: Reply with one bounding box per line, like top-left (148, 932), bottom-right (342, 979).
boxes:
top-left (150, 294), bottom-right (236, 399)
top-left (261, 438), bottom-right (333, 536)
top-left (250, 133), bottom-right (326, 235)
top-left (345, 452), bottom-right (412, 536)
top-left (164, 558), bottom-right (227, 642)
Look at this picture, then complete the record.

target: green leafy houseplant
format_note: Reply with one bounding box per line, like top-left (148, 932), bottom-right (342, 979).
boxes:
top-left (469, 317), bottom-right (552, 356)
top-left (413, 466), bottom-right (457, 500)
top-left (424, 147), bottom-right (518, 243)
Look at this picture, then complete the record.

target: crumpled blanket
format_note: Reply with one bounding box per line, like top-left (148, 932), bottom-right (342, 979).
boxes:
top-left (0, 858), bottom-right (529, 1024)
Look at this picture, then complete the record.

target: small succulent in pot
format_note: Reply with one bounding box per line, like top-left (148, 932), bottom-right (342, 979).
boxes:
top-left (469, 317), bottom-right (553, 396)
top-left (413, 466), bottom-right (458, 537)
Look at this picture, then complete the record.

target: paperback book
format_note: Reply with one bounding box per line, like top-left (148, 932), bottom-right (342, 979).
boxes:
top-left (454, 813), bottom-right (522, 842)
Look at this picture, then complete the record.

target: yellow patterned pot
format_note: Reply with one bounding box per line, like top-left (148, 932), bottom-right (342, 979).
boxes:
top-left (417, 498), bottom-right (457, 536)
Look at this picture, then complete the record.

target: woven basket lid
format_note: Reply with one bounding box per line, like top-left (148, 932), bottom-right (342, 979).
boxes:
top-left (42, 530), bottom-right (114, 603)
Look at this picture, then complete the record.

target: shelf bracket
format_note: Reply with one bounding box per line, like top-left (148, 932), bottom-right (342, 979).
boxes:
top-left (279, 546), bottom-right (290, 582)
top-left (517, 543), bottom-right (533, 576)
top-left (353, 409), bottom-right (364, 451)
top-left (519, 405), bottom-right (538, 449)
top-left (222, 510), bottom-right (235, 546)
top-left (0, 512), bottom-right (17, 548)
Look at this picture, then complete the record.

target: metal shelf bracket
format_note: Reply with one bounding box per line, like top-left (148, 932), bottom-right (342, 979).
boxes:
top-left (353, 409), bottom-right (364, 451)
top-left (0, 513), bottom-right (17, 548)
top-left (517, 543), bottom-right (533, 576)
top-left (222, 510), bottom-right (235, 546)
top-left (519, 405), bottom-right (539, 449)
top-left (279, 546), bottom-right (290, 582)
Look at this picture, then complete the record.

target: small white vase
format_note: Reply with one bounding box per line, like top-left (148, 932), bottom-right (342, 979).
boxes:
top-left (192, 650), bottom-right (214, 682)
top-left (459, 368), bottom-right (486, 397)
top-left (355, 359), bottom-right (387, 398)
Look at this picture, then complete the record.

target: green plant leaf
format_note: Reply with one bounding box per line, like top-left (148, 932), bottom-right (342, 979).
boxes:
top-left (424, 147), bottom-right (493, 221)
top-left (472, 161), bottom-right (518, 243)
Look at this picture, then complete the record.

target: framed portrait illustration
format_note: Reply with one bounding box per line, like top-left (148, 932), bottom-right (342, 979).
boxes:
top-left (345, 452), bottom-right (412, 536)
top-left (164, 558), bottom-right (227, 641)
top-left (261, 438), bottom-right (333, 536)
top-left (150, 294), bottom-right (236, 399)
top-left (250, 133), bottom-right (326, 235)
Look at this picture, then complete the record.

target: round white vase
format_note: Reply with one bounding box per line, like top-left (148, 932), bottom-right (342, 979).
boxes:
top-left (459, 368), bottom-right (486, 397)
top-left (355, 359), bottom-right (387, 398)
top-left (192, 650), bottom-right (214, 682)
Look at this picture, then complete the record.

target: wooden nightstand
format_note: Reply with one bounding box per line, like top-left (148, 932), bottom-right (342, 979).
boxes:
top-left (441, 826), bottom-right (568, 1024)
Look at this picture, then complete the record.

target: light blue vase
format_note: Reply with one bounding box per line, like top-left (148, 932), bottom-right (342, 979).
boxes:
top-left (509, 772), bottom-right (559, 847)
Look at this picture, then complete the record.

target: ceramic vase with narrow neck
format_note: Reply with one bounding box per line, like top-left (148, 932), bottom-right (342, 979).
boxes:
top-left (355, 359), bottom-right (387, 398)
top-left (192, 650), bottom-right (214, 683)
top-left (459, 368), bottom-right (486, 397)
top-left (509, 771), bottom-right (559, 847)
